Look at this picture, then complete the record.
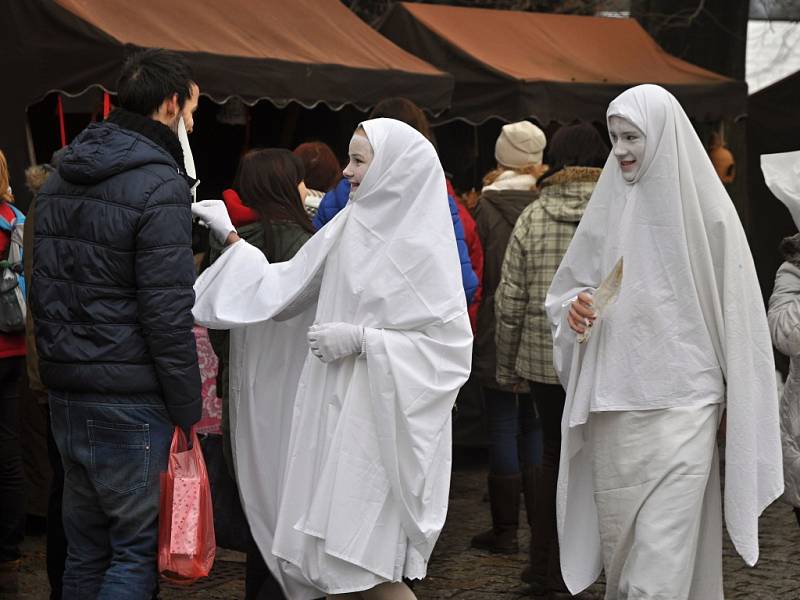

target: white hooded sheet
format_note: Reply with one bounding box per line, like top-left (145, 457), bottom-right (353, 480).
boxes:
top-left (761, 150), bottom-right (800, 231)
top-left (545, 85), bottom-right (783, 593)
top-left (193, 118), bottom-right (473, 597)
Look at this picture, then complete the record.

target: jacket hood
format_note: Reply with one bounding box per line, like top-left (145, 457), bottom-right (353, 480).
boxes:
top-left (781, 233), bottom-right (800, 268)
top-left (538, 166), bottom-right (601, 224)
top-left (58, 122), bottom-right (178, 186)
top-left (479, 187), bottom-right (538, 228)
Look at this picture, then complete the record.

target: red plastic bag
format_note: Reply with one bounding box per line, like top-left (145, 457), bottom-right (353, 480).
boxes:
top-left (158, 426), bottom-right (216, 584)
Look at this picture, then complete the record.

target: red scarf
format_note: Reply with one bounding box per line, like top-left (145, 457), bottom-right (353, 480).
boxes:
top-left (222, 189), bottom-right (260, 227)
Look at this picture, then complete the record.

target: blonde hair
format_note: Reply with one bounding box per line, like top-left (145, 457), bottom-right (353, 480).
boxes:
top-left (0, 151), bottom-right (14, 204)
top-left (482, 162), bottom-right (548, 189)
top-left (0, 150), bottom-right (14, 202)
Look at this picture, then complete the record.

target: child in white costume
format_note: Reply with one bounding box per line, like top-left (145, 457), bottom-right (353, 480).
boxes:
top-left (546, 85), bottom-right (782, 599)
top-left (191, 119), bottom-right (473, 599)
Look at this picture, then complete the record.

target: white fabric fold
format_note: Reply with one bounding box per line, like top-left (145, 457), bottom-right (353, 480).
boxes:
top-left (588, 404), bottom-right (723, 600)
top-left (545, 84), bottom-right (783, 593)
top-left (193, 118), bottom-right (472, 597)
top-left (178, 116), bottom-right (198, 200)
top-left (761, 150), bottom-right (800, 231)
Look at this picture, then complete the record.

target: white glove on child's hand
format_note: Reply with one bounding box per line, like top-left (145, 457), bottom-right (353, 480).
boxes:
top-left (191, 200), bottom-right (235, 244)
top-left (307, 322), bottom-right (364, 363)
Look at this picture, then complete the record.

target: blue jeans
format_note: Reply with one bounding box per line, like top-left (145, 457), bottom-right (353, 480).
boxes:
top-left (483, 388), bottom-right (542, 475)
top-left (49, 391), bottom-right (173, 600)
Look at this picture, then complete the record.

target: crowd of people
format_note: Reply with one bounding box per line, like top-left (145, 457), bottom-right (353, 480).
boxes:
top-left (0, 46), bottom-right (793, 600)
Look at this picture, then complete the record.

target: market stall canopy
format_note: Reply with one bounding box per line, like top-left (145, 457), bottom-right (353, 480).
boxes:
top-left (0, 0), bottom-right (453, 206)
top-left (3, 0), bottom-right (453, 110)
top-left (379, 2), bottom-right (745, 125)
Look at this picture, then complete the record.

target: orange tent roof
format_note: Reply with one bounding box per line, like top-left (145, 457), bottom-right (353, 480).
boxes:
top-left (6, 0), bottom-right (453, 111)
top-left (380, 3), bottom-right (744, 123)
top-left (55, 0), bottom-right (447, 82)
top-left (0, 0), bottom-right (454, 207)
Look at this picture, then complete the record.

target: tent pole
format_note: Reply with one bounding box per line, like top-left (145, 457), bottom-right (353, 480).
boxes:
top-left (25, 114), bottom-right (37, 167)
top-left (472, 124), bottom-right (479, 193)
top-left (56, 95), bottom-right (67, 148)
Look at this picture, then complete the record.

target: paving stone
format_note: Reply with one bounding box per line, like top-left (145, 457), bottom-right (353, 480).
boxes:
top-left (16, 449), bottom-right (800, 598)
top-left (415, 451), bottom-right (800, 599)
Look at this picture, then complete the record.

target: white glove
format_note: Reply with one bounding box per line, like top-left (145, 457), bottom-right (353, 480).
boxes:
top-left (191, 200), bottom-right (235, 244)
top-left (307, 322), bottom-right (365, 363)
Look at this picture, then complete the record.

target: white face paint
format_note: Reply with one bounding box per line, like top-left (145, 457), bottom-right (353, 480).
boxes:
top-left (342, 132), bottom-right (374, 194)
top-left (608, 115), bottom-right (646, 184)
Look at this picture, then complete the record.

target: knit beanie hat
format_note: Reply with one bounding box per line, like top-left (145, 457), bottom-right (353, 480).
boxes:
top-left (494, 121), bottom-right (546, 169)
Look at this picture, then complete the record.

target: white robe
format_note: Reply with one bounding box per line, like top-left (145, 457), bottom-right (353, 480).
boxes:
top-left (589, 404), bottom-right (723, 599)
top-left (545, 85), bottom-right (783, 595)
top-left (193, 119), bottom-right (473, 598)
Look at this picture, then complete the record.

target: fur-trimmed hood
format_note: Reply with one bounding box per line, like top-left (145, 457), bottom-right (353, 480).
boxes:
top-left (781, 233), bottom-right (800, 268)
top-left (538, 166), bottom-right (602, 224)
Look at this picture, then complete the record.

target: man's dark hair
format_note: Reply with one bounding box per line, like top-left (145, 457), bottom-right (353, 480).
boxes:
top-left (116, 48), bottom-right (195, 117)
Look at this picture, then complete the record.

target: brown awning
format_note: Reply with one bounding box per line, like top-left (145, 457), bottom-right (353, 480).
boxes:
top-left (0, 0), bottom-right (453, 206)
top-left (3, 0), bottom-right (452, 110)
top-left (379, 2), bottom-right (746, 124)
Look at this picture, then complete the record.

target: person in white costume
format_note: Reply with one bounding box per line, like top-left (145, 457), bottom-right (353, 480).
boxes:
top-left (191, 118), bottom-right (473, 600)
top-left (545, 84), bottom-right (782, 600)
top-left (763, 150), bottom-right (800, 528)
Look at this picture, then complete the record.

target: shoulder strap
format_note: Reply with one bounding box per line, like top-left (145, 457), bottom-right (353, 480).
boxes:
top-left (0, 204), bottom-right (23, 233)
top-left (8, 204), bottom-right (24, 224)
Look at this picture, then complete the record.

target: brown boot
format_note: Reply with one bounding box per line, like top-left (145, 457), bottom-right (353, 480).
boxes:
top-left (0, 559), bottom-right (20, 598)
top-left (470, 473), bottom-right (521, 554)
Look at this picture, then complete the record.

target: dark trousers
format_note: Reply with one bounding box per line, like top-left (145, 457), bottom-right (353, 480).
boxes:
top-left (529, 382), bottom-right (567, 588)
top-left (483, 388), bottom-right (542, 475)
top-left (49, 391), bottom-right (173, 600)
top-left (0, 356), bottom-right (25, 563)
top-left (46, 408), bottom-right (67, 600)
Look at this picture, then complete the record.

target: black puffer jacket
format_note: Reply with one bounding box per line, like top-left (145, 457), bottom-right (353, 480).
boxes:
top-left (31, 110), bottom-right (201, 429)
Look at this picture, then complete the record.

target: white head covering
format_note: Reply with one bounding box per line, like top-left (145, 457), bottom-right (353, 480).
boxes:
top-left (761, 150), bottom-right (800, 230)
top-left (193, 118), bottom-right (471, 596)
top-left (551, 84), bottom-right (730, 418)
top-left (194, 118), bottom-right (465, 328)
top-left (545, 85), bottom-right (782, 591)
top-left (327, 117), bottom-right (466, 327)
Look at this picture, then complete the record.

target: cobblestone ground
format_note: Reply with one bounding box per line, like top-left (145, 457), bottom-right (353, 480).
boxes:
top-left (17, 449), bottom-right (800, 599)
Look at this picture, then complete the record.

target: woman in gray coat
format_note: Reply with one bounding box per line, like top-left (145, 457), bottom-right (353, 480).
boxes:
top-left (768, 233), bottom-right (800, 527)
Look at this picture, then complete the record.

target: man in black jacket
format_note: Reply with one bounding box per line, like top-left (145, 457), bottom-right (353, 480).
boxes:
top-left (30, 49), bottom-right (201, 599)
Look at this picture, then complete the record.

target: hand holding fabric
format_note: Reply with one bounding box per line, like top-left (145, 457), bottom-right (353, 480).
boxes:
top-left (307, 322), bottom-right (364, 363)
top-left (191, 200), bottom-right (235, 244)
top-left (567, 292), bottom-right (595, 335)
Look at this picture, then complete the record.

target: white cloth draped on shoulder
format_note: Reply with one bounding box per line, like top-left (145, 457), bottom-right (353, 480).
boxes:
top-left (544, 85), bottom-right (783, 594)
top-left (193, 118), bottom-right (472, 598)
